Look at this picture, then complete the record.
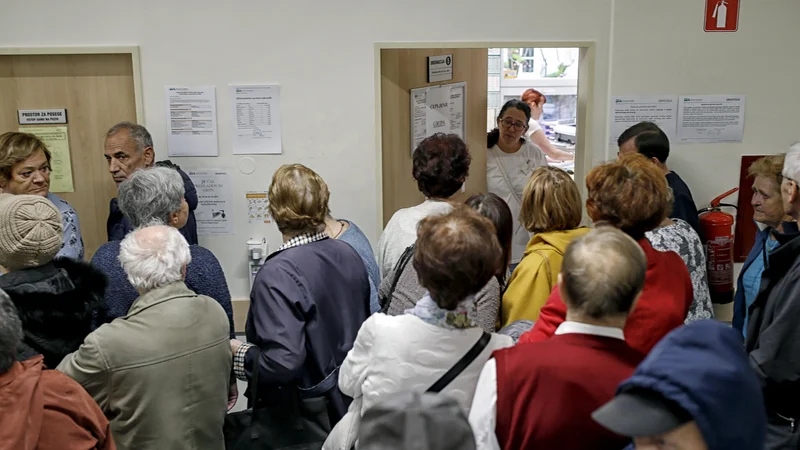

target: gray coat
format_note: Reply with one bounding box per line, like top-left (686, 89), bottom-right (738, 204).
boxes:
top-left (58, 282), bottom-right (232, 450)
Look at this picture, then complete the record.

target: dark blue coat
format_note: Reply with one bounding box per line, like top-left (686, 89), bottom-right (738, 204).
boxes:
top-left (243, 237), bottom-right (370, 424)
top-left (732, 226), bottom-right (770, 333)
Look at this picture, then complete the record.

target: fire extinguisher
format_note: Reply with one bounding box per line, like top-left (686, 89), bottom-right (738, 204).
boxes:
top-left (698, 188), bottom-right (739, 304)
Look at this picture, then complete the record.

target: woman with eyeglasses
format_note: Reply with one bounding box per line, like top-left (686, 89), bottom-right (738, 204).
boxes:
top-left (487, 100), bottom-right (547, 273)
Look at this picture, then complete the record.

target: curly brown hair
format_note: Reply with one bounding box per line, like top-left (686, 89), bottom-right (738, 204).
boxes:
top-left (585, 153), bottom-right (668, 240)
top-left (412, 133), bottom-right (471, 199)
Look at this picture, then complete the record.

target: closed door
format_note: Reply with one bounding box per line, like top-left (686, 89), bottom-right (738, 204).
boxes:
top-left (0, 53), bottom-right (138, 259)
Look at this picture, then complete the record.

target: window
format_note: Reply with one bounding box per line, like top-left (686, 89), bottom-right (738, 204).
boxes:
top-left (504, 48), bottom-right (579, 80)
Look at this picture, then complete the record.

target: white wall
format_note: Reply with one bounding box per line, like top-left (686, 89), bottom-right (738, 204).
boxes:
top-left (2, 0), bottom-right (796, 301)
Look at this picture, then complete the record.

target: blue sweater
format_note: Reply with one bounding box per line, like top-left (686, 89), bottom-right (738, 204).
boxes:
top-left (90, 241), bottom-right (235, 337)
top-left (338, 220), bottom-right (380, 313)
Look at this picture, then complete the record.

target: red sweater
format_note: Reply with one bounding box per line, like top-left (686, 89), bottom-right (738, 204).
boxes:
top-left (519, 238), bottom-right (692, 354)
top-left (495, 333), bottom-right (644, 450)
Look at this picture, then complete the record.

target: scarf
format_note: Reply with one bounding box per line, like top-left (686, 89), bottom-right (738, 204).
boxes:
top-left (405, 293), bottom-right (479, 330)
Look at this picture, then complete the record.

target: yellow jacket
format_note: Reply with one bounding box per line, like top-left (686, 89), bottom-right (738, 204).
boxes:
top-left (501, 227), bottom-right (591, 326)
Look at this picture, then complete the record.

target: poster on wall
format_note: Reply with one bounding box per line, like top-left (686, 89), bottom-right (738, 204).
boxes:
top-left (19, 126), bottom-right (74, 192)
top-left (410, 82), bottom-right (466, 155)
top-left (229, 84), bottom-right (282, 155)
top-left (246, 191), bottom-right (271, 225)
top-left (609, 96), bottom-right (678, 145)
top-left (187, 169), bottom-right (234, 235)
top-left (676, 95), bottom-right (745, 143)
top-left (165, 86), bottom-right (219, 157)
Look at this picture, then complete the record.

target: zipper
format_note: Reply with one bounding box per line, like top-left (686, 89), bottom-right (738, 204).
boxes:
top-left (776, 412), bottom-right (796, 432)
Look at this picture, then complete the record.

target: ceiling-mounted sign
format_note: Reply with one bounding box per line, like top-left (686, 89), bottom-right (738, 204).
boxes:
top-left (18, 109), bottom-right (68, 124)
top-left (704, 0), bottom-right (740, 32)
top-left (427, 54), bottom-right (453, 83)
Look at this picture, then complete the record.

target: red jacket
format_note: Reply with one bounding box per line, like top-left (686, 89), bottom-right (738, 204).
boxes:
top-left (519, 238), bottom-right (692, 354)
top-left (495, 333), bottom-right (644, 450)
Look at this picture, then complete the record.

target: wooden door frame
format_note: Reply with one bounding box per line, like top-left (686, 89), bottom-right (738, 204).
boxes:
top-left (374, 41), bottom-right (597, 228)
top-left (0, 46), bottom-right (145, 123)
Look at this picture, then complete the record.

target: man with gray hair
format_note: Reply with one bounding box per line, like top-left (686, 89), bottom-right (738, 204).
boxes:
top-left (0, 288), bottom-right (115, 449)
top-left (746, 142), bottom-right (800, 448)
top-left (103, 121), bottom-right (198, 244)
top-left (469, 226), bottom-right (647, 450)
top-left (59, 225), bottom-right (231, 450)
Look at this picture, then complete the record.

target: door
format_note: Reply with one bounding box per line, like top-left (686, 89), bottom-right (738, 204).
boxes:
top-left (380, 48), bottom-right (488, 226)
top-left (0, 53), bottom-right (138, 259)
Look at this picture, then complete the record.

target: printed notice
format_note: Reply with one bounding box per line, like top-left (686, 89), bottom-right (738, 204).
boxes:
top-left (165, 86), bottom-right (219, 157)
top-left (410, 82), bottom-right (467, 155)
top-left (186, 169), bottom-right (234, 235)
top-left (19, 126), bottom-right (74, 192)
top-left (230, 85), bottom-right (282, 155)
top-left (677, 95), bottom-right (746, 143)
top-left (425, 86), bottom-right (451, 136)
top-left (610, 96), bottom-right (678, 144)
top-left (246, 192), bottom-right (271, 225)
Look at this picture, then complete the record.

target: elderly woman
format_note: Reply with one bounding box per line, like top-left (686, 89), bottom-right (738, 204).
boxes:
top-left (90, 166), bottom-right (234, 336)
top-left (0, 132), bottom-right (83, 260)
top-left (378, 192), bottom-right (513, 332)
top-left (230, 164), bottom-right (370, 431)
top-left (520, 154), bottom-right (693, 355)
top-left (325, 207), bottom-right (514, 450)
top-left (733, 154), bottom-right (792, 336)
top-left (501, 166), bottom-right (588, 327)
top-left (0, 194), bottom-right (105, 369)
top-left (377, 133), bottom-right (471, 278)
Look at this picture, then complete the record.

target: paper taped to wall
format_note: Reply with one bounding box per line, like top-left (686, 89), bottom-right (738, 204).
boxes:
top-left (246, 192), bottom-right (271, 224)
top-left (410, 82), bottom-right (466, 155)
top-left (19, 126), bottom-right (74, 192)
top-left (230, 85), bottom-right (282, 155)
top-left (677, 95), bottom-right (746, 143)
top-left (609, 96), bottom-right (678, 145)
top-left (187, 169), bottom-right (234, 235)
top-left (165, 86), bottom-right (219, 157)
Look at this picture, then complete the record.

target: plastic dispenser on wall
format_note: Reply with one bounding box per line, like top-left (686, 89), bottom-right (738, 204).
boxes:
top-left (247, 238), bottom-right (268, 291)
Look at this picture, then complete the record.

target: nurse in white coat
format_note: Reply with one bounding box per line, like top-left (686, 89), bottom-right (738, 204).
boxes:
top-left (521, 88), bottom-right (574, 162)
top-left (486, 100), bottom-right (548, 272)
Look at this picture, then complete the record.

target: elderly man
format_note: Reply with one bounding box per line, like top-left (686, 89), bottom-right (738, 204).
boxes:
top-left (469, 227), bottom-right (647, 450)
top-left (0, 288), bottom-right (115, 449)
top-left (58, 226), bottom-right (231, 450)
top-left (745, 142), bottom-right (800, 449)
top-left (103, 122), bottom-right (198, 244)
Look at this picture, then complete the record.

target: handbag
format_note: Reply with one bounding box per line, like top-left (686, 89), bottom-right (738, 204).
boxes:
top-left (378, 243), bottom-right (416, 314)
top-left (224, 350), bottom-right (336, 450)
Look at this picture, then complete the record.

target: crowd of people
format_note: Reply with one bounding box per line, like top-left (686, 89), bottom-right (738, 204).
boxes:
top-left (0, 106), bottom-right (798, 450)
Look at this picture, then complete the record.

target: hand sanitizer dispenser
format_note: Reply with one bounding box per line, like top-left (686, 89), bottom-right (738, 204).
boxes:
top-left (247, 238), bottom-right (268, 290)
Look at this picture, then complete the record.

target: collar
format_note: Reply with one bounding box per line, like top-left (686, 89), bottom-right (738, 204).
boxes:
top-left (126, 281), bottom-right (196, 317)
top-left (277, 232), bottom-right (328, 252)
top-left (554, 321), bottom-right (625, 340)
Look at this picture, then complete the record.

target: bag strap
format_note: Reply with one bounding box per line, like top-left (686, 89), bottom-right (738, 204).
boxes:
top-left (426, 331), bottom-right (491, 393)
top-left (247, 348), bottom-right (262, 439)
top-left (380, 244), bottom-right (416, 313)
top-left (491, 147), bottom-right (524, 207)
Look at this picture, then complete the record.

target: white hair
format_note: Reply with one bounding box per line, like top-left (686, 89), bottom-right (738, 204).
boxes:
top-left (784, 142), bottom-right (800, 182)
top-left (118, 225), bottom-right (192, 292)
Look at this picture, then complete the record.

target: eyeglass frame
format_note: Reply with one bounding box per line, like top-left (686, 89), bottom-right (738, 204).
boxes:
top-left (498, 117), bottom-right (529, 133)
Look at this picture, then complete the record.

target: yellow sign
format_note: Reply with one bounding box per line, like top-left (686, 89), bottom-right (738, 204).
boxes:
top-left (18, 126), bottom-right (74, 193)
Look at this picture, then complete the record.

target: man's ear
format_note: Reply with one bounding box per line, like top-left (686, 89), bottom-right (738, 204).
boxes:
top-left (181, 264), bottom-right (187, 280)
top-left (791, 181), bottom-right (800, 204)
top-left (557, 273), bottom-right (566, 299)
top-left (143, 146), bottom-right (155, 167)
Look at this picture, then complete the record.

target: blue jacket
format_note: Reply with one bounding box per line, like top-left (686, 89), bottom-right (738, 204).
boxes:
top-left (338, 220), bottom-right (380, 313)
top-left (732, 227), bottom-right (771, 333)
top-left (618, 320), bottom-right (766, 450)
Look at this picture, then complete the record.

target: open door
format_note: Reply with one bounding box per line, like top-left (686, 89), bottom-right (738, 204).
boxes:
top-left (380, 48), bottom-right (488, 226)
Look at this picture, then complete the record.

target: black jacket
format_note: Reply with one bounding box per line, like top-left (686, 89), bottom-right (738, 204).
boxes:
top-left (745, 221), bottom-right (800, 416)
top-left (666, 171), bottom-right (701, 238)
top-left (0, 258), bottom-right (107, 369)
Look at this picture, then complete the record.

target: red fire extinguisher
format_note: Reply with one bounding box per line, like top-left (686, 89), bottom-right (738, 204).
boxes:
top-left (698, 188), bottom-right (739, 304)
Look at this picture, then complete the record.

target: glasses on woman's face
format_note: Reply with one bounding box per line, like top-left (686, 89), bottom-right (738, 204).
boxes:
top-left (499, 118), bottom-right (527, 132)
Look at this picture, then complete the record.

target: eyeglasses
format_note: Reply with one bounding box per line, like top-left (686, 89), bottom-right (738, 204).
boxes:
top-left (499, 118), bottom-right (527, 132)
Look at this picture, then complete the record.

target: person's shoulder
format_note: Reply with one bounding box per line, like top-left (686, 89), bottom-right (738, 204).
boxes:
top-left (90, 241), bottom-right (121, 264)
top-left (190, 244), bottom-right (221, 263)
top-left (40, 368), bottom-right (92, 397)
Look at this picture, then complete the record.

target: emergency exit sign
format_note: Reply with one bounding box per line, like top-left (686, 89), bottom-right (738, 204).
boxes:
top-left (18, 109), bottom-right (68, 124)
top-left (704, 0), bottom-right (740, 32)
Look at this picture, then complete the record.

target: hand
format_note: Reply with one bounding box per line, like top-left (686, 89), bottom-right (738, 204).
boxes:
top-left (230, 339), bottom-right (244, 355)
top-left (227, 378), bottom-right (239, 411)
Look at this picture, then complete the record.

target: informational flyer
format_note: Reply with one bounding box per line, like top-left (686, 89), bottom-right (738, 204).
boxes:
top-left (410, 82), bottom-right (466, 155)
top-left (609, 96), bottom-right (678, 145)
top-left (19, 126), bottom-right (74, 192)
top-left (677, 95), bottom-right (746, 143)
top-left (229, 85), bottom-right (282, 155)
top-left (165, 86), bottom-right (219, 157)
top-left (246, 192), bottom-right (271, 225)
top-left (425, 86), bottom-right (451, 136)
top-left (186, 169), bottom-right (234, 236)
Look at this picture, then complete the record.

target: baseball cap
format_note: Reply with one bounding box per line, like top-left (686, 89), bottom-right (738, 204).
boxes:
top-left (592, 388), bottom-right (694, 438)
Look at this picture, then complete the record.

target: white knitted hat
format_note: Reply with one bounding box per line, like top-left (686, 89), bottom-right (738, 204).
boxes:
top-left (0, 194), bottom-right (63, 271)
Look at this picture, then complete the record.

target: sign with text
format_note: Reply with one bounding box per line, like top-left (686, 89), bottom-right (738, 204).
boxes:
top-left (18, 109), bottom-right (68, 124)
top-left (704, 0), bottom-right (739, 32)
top-left (427, 54), bottom-right (453, 83)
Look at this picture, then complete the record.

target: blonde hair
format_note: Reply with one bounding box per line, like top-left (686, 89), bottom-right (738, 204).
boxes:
top-left (268, 164), bottom-right (330, 235)
top-left (519, 166), bottom-right (582, 233)
top-left (748, 154), bottom-right (785, 186)
top-left (0, 132), bottom-right (51, 182)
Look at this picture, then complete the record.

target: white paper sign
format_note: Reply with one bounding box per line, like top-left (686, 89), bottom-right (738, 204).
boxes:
top-left (610, 96), bottom-right (678, 145)
top-left (427, 54), bottom-right (453, 83)
top-left (246, 191), bottom-right (271, 224)
top-left (410, 82), bottom-right (467, 155)
top-left (165, 86), bottom-right (219, 157)
top-left (187, 169), bottom-right (234, 235)
top-left (18, 109), bottom-right (67, 124)
top-left (677, 95), bottom-right (746, 143)
top-left (230, 84), bottom-right (282, 155)
top-left (425, 86), bottom-right (451, 136)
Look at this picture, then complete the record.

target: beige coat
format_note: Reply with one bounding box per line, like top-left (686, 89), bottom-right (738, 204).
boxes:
top-left (58, 282), bottom-right (232, 450)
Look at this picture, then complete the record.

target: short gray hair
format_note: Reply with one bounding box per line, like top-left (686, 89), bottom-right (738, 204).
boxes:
top-left (119, 225), bottom-right (192, 292)
top-left (118, 166), bottom-right (185, 227)
top-left (0, 288), bottom-right (22, 374)
top-left (561, 226), bottom-right (647, 319)
top-left (106, 122), bottom-right (153, 154)
top-left (783, 142), bottom-right (800, 182)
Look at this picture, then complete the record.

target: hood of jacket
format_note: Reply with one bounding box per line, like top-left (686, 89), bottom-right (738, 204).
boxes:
top-left (617, 320), bottom-right (766, 450)
top-left (523, 227), bottom-right (590, 257)
top-left (0, 356), bottom-right (46, 449)
top-left (0, 258), bottom-right (107, 368)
